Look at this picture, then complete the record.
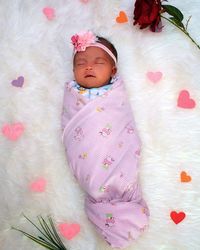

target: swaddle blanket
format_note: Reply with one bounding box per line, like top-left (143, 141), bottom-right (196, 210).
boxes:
top-left (62, 76), bottom-right (149, 248)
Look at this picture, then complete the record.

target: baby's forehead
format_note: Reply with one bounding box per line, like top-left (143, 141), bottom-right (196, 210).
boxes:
top-left (74, 46), bottom-right (109, 60)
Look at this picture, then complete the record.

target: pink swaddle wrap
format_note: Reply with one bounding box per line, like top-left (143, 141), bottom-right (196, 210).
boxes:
top-left (62, 76), bottom-right (149, 248)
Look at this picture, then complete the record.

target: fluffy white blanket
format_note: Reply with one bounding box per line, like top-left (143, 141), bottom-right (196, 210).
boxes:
top-left (1, 1), bottom-right (200, 250)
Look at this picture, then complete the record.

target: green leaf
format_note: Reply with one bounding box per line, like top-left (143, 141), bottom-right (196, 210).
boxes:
top-left (48, 217), bottom-right (66, 249)
top-left (169, 17), bottom-right (185, 29)
top-left (12, 215), bottom-right (68, 250)
top-left (162, 4), bottom-right (184, 21)
top-left (22, 214), bottom-right (52, 243)
top-left (39, 216), bottom-right (63, 249)
top-left (12, 227), bottom-right (57, 250)
top-left (37, 216), bottom-right (60, 247)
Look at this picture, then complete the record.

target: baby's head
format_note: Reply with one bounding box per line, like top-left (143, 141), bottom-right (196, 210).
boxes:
top-left (71, 31), bottom-right (118, 88)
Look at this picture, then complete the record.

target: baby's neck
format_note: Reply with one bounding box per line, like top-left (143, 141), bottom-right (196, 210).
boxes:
top-left (77, 78), bottom-right (112, 89)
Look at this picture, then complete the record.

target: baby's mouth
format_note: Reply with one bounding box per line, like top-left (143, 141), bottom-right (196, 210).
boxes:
top-left (85, 74), bottom-right (95, 78)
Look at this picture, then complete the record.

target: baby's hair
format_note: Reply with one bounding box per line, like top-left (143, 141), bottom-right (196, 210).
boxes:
top-left (73, 35), bottom-right (118, 66)
top-left (96, 36), bottom-right (118, 64)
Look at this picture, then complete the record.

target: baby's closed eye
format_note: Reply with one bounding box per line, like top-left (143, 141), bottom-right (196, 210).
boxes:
top-left (75, 59), bottom-right (87, 66)
top-left (95, 60), bottom-right (106, 64)
top-left (77, 63), bottom-right (86, 66)
top-left (95, 59), bottom-right (106, 64)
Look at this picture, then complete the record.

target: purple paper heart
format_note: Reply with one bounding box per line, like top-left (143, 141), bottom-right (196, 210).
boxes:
top-left (11, 76), bottom-right (24, 87)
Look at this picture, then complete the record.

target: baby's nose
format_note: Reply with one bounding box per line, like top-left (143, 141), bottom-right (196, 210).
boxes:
top-left (86, 65), bottom-right (93, 70)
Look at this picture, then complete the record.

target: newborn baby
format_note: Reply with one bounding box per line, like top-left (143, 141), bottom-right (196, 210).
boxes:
top-left (61, 31), bottom-right (149, 249)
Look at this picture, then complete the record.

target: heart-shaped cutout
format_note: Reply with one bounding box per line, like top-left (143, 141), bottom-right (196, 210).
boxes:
top-left (11, 76), bottom-right (24, 87)
top-left (116, 11), bottom-right (128, 23)
top-left (177, 90), bottom-right (196, 109)
top-left (2, 123), bottom-right (24, 141)
top-left (146, 71), bottom-right (162, 83)
top-left (29, 178), bottom-right (46, 192)
top-left (58, 223), bottom-right (80, 240)
top-left (43, 7), bottom-right (55, 20)
top-left (170, 211), bottom-right (186, 224)
top-left (180, 171), bottom-right (192, 182)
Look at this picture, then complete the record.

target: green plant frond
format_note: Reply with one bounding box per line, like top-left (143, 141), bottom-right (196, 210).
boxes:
top-left (12, 215), bottom-right (68, 250)
top-left (169, 17), bottom-right (185, 29)
top-left (44, 217), bottom-right (63, 246)
top-left (39, 216), bottom-right (67, 250)
top-left (162, 4), bottom-right (184, 21)
top-left (37, 216), bottom-right (60, 246)
top-left (22, 213), bottom-right (52, 242)
top-left (47, 216), bottom-right (67, 249)
top-left (12, 227), bottom-right (58, 250)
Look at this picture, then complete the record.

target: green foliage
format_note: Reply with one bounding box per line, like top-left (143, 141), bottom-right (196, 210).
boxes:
top-left (169, 17), bottom-right (185, 29)
top-left (160, 3), bottom-right (200, 50)
top-left (162, 4), bottom-right (184, 21)
top-left (12, 214), bottom-right (67, 250)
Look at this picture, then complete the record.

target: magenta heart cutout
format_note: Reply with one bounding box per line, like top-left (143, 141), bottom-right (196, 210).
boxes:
top-left (2, 123), bottom-right (25, 141)
top-left (43, 7), bottom-right (55, 20)
top-left (58, 223), bottom-right (80, 240)
top-left (29, 178), bottom-right (47, 192)
top-left (177, 90), bottom-right (196, 109)
top-left (11, 76), bottom-right (24, 87)
top-left (146, 71), bottom-right (162, 83)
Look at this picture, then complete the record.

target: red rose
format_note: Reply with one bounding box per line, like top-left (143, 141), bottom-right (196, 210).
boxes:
top-left (133, 0), bottom-right (162, 32)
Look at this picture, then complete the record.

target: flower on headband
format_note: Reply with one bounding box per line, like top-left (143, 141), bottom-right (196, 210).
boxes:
top-left (71, 31), bottom-right (97, 52)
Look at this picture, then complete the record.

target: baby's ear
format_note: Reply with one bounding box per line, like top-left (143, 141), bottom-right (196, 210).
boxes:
top-left (111, 66), bottom-right (117, 76)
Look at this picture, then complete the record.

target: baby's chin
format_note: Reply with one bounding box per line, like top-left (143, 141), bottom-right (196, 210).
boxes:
top-left (79, 81), bottom-right (108, 89)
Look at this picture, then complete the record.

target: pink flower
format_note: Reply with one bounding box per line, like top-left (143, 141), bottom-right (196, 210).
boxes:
top-left (71, 31), bottom-right (97, 52)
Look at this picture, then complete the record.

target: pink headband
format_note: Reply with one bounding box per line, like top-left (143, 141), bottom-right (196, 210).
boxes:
top-left (71, 31), bottom-right (117, 64)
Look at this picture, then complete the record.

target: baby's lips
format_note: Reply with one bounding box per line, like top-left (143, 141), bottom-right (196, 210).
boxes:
top-left (85, 74), bottom-right (95, 78)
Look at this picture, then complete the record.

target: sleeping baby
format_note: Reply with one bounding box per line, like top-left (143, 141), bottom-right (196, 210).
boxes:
top-left (61, 31), bottom-right (149, 249)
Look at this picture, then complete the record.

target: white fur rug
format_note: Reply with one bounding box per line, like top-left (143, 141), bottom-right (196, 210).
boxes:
top-left (1, 0), bottom-right (200, 249)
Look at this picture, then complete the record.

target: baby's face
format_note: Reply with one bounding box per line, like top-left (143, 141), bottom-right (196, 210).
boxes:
top-left (73, 46), bottom-right (117, 88)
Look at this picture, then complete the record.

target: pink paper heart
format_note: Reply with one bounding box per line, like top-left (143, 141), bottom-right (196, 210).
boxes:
top-left (11, 76), bottom-right (24, 87)
top-left (80, 0), bottom-right (89, 3)
top-left (147, 71), bottom-right (163, 83)
top-left (2, 123), bottom-right (24, 141)
top-left (58, 223), bottom-right (80, 240)
top-left (43, 7), bottom-right (55, 20)
top-left (177, 90), bottom-right (196, 109)
top-left (29, 178), bottom-right (46, 192)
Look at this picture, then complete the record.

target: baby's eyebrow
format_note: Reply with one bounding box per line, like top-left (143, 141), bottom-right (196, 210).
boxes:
top-left (74, 58), bottom-right (87, 65)
top-left (95, 57), bottom-right (107, 61)
top-left (75, 58), bottom-right (87, 62)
